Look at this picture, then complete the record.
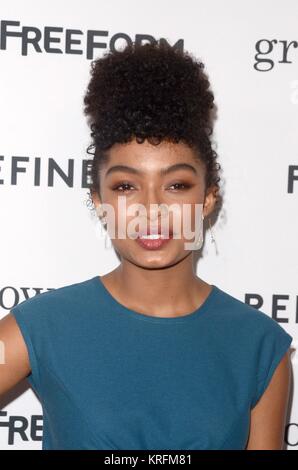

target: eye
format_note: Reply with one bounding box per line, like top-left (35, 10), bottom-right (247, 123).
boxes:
top-left (167, 182), bottom-right (192, 191)
top-left (112, 182), bottom-right (136, 192)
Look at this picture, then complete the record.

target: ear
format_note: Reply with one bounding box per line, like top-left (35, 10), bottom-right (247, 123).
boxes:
top-left (203, 186), bottom-right (218, 218)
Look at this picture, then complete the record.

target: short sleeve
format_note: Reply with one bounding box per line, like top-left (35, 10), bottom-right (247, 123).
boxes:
top-left (251, 319), bottom-right (293, 409)
top-left (11, 296), bottom-right (43, 396)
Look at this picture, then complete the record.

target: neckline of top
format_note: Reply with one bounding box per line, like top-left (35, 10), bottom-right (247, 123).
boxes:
top-left (92, 275), bottom-right (220, 324)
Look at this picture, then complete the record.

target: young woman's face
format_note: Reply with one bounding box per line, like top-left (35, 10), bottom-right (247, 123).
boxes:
top-left (94, 138), bottom-right (209, 270)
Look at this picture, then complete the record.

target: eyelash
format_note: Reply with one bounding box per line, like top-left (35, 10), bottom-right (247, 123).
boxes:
top-left (112, 182), bottom-right (193, 192)
top-left (168, 182), bottom-right (192, 191)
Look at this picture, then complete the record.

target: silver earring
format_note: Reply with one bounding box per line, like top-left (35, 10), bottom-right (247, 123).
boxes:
top-left (208, 218), bottom-right (216, 243)
top-left (97, 209), bottom-right (112, 248)
top-left (104, 231), bottom-right (112, 249)
top-left (97, 205), bottom-right (108, 226)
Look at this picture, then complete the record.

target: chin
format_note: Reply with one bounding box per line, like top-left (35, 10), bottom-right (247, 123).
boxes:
top-left (128, 250), bottom-right (184, 270)
top-left (114, 240), bottom-right (186, 269)
top-left (132, 260), bottom-right (176, 270)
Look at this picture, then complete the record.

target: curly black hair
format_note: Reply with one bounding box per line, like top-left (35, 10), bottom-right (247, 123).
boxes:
top-left (83, 40), bottom-right (221, 204)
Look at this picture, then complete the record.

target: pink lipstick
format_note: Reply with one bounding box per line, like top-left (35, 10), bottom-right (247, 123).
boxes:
top-left (136, 227), bottom-right (173, 250)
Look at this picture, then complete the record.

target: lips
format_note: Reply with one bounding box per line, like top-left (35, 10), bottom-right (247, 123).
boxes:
top-left (136, 226), bottom-right (173, 250)
top-left (137, 226), bottom-right (173, 239)
top-left (136, 235), bottom-right (172, 250)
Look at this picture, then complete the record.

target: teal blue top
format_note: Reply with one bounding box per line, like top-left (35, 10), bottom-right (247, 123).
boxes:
top-left (11, 275), bottom-right (293, 450)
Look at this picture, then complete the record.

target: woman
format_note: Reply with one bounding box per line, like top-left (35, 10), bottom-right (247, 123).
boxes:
top-left (0, 41), bottom-right (293, 450)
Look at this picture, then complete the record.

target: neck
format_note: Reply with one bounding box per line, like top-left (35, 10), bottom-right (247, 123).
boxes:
top-left (101, 254), bottom-right (209, 317)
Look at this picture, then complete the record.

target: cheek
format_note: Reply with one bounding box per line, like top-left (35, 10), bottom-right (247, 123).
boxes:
top-left (104, 197), bottom-right (203, 242)
top-left (169, 202), bottom-right (204, 238)
top-left (105, 208), bottom-right (141, 241)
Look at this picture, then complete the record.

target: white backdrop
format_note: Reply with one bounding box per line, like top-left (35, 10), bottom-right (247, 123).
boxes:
top-left (0, 0), bottom-right (297, 450)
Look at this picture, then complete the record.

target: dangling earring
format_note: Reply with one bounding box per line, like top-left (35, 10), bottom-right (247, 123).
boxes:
top-left (96, 205), bottom-right (112, 249)
top-left (96, 205), bottom-right (107, 226)
top-left (208, 218), bottom-right (216, 244)
top-left (104, 231), bottom-right (112, 249)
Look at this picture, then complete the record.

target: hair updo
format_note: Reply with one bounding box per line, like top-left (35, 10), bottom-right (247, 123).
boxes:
top-left (83, 40), bottom-right (221, 205)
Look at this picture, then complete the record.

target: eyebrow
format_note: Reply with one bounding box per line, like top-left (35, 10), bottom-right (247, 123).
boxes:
top-left (105, 163), bottom-right (198, 178)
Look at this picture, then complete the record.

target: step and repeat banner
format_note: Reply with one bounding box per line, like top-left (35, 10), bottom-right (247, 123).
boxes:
top-left (0, 0), bottom-right (297, 450)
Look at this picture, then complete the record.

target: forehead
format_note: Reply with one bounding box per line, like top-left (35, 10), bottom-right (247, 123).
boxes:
top-left (106, 138), bottom-right (203, 171)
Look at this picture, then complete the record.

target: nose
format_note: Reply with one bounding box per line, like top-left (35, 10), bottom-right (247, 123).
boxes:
top-left (141, 188), bottom-right (164, 222)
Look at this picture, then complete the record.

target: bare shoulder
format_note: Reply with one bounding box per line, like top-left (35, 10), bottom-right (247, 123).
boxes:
top-left (246, 348), bottom-right (292, 450)
top-left (0, 312), bottom-right (30, 397)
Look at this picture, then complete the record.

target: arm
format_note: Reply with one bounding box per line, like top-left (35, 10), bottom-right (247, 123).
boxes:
top-left (246, 349), bottom-right (292, 450)
top-left (0, 313), bottom-right (31, 397)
